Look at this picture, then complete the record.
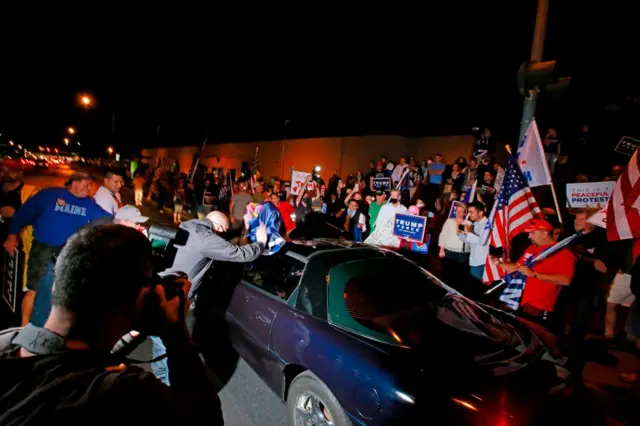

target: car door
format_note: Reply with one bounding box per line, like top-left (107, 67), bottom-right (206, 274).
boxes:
top-left (226, 251), bottom-right (307, 380)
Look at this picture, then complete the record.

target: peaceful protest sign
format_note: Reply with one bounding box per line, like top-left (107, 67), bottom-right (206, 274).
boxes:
top-left (614, 136), bottom-right (640, 157)
top-left (566, 181), bottom-right (614, 208)
top-left (290, 170), bottom-right (312, 195)
top-left (372, 177), bottom-right (391, 192)
top-left (392, 213), bottom-right (427, 243)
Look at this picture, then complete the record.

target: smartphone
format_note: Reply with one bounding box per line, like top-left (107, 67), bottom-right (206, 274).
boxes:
top-left (458, 224), bottom-right (465, 231)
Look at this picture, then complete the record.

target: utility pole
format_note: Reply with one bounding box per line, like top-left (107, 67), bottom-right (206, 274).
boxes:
top-left (518, 0), bottom-right (549, 144)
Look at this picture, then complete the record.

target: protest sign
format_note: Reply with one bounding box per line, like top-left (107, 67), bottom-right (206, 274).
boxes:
top-left (372, 177), bottom-right (391, 192)
top-left (587, 207), bottom-right (607, 229)
top-left (615, 136), bottom-right (640, 157)
top-left (291, 170), bottom-right (312, 195)
top-left (364, 216), bottom-right (400, 248)
top-left (448, 200), bottom-right (465, 219)
top-left (392, 213), bottom-right (427, 243)
top-left (3, 251), bottom-right (20, 313)
top-left (411, 234), bottom-right (431, 254)
top-left (566, 181), bottom-right (614, 208)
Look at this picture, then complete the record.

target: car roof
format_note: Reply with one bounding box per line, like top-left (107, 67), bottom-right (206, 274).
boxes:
top-left (285, 238), bottom-right (383, 259)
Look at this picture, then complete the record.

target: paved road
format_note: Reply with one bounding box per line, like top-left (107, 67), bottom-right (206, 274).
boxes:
top-left (21, 168), bottom-right (640, 425)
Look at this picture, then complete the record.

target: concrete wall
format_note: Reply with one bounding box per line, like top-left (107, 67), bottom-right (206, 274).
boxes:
top-left (141, 134), bottom-right (474, 179)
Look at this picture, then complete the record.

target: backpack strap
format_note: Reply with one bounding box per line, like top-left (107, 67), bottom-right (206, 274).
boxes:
top-left (0, 327), bottom-right (23, 357)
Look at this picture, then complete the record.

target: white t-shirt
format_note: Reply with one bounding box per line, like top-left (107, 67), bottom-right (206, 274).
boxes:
top-left (375, 202), bottom-right (408, 229)
top-left (94, 186), bottom-right (120, 214)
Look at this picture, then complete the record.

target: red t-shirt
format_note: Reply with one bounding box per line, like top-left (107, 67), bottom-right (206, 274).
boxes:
top-left (277, 202), bottom-right (296, 233)
top-left (519, 244), bottom-right (576, 312)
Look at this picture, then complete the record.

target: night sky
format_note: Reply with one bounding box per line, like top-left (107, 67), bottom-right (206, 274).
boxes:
top-left (1, 1), bottom-right (639, 157)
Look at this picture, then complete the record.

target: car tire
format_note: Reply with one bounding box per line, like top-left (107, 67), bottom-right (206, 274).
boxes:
top-left (287, 371), bottom-right (352, 426)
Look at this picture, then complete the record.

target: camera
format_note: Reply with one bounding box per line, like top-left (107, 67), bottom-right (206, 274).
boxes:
top-left (155, 272), bottom-right (188, 301)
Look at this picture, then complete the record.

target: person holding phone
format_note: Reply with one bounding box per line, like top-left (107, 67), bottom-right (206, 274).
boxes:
top-left (438, 203), bottom-right (469, 264)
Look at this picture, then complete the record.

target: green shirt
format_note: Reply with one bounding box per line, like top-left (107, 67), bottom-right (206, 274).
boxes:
top-left (368, 201), bottom-right (387, 232)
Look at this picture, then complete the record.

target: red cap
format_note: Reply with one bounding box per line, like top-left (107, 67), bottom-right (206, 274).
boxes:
top-left (523, 219), bottom-right (553, 233)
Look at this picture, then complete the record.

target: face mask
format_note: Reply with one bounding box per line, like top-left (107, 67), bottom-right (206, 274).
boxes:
top-left (389, 198), bottom-right (398, 204)
top-left (348, 209), bottom-right (356, 217)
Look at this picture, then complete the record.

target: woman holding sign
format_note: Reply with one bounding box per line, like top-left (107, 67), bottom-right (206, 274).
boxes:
top-left (438, 203), bottom-right (469, 264)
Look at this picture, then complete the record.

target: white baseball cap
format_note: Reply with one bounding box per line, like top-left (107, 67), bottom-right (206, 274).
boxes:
top-left (115, 205), bottom-right (149, 223)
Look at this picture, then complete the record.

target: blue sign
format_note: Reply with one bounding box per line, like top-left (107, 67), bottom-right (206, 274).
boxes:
top-left (392, 213), bottom-right (427, 243)
top-left (372, 177), bottom-right (391, 192)
top-left (411, 234), bottom-right (430, 254)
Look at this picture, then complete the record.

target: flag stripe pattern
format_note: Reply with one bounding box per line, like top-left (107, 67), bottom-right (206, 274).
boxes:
top-left (483, 156), bottom-right (541, 283)
top-left (607, 147), bottom-right (640, 241)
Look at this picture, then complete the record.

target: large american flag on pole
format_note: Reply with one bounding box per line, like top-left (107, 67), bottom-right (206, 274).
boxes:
top-left (606, 147), bottom-right (640, 241)
top-left (249, 147), bottom-right (260, 195)
top-left (483, 155), bottom-right (541, 283)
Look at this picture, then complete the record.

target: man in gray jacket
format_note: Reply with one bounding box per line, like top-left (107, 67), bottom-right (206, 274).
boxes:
top-left (152, 211), bottom-right (267, 384)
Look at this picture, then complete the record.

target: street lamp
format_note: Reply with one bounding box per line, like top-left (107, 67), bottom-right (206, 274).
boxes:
top-left (64, 138), bottom-right (70, 145)
top-left (67, 127), bottom-right (76, 135)
top-left (81, 95), bottom-right (92, 106)
top-left (107, 146), bottom-right (114, 155)
top-left (8, 140), bottom-right (14, 146)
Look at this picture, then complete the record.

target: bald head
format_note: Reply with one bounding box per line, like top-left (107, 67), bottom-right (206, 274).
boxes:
top-left (206, 211), bottom-right (230, 232)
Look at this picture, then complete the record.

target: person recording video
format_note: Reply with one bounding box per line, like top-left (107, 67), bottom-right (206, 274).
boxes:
top-left (0, 225), bottom-right (223, 425)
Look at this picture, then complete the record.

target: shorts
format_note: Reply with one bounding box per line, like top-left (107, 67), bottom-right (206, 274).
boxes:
top-left (26, 241), bottom-right (59, 291)
top-left (607, 273), bottom-right (636, 307)
top-left (173, 203), bottom-right (184, 214)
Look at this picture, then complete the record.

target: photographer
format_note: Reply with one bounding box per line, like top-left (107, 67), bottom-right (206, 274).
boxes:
top-left (0, 225), bottom-right (222, 425)
top-left (153, 210), bottom-right (267, 383)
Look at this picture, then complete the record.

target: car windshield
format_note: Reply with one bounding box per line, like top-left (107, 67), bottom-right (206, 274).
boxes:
top-left (332, 258), bottom-right (525, 355)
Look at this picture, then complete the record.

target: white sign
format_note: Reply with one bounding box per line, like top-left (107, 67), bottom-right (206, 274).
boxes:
top-left (566, 181), bottom-right (615, 208)
top-left (494, 167), bottom-right (505, 193)
top-left (588, 207), bottom-right (607, 229)
top-left (290, 170), bottom-right (311, 195)
top-left (364, 216), bottom-right (400, 248)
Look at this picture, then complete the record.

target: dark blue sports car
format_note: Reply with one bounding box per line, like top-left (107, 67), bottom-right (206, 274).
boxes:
top-left (215, 239), bottom-right (569, 425)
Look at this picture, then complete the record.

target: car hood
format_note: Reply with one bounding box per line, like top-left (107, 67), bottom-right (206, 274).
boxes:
top-left (360, 294), bottom-right (548, 377)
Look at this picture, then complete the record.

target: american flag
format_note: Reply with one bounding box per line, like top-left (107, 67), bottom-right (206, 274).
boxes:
top-left (249, 147), bottom-right (259, 195)
top-left (483, 155), bottom-right (541, 283)
top-left (219, 171), bottom-right (233, 200)
top-left (606, 147), bottom-right (640, 241)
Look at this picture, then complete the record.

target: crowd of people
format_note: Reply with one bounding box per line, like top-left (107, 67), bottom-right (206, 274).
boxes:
top-left (0, 123), bottom-right (637, 424)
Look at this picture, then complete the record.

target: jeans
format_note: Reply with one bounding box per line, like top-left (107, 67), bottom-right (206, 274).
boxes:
top-left (470, 265), bottom-right (485, 280)
top-left (30, 261), bottom-right (56, 327)
top-left (151, 305), bottom-right (197, 385)
top-left (151, 336), bottom-right (170, 385)
top-left (444, 249), bottom-right (468, 264)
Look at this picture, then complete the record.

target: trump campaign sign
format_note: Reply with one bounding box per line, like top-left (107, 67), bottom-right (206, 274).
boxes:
top-left (392, 213), bottom-right (427, 243)
top-left (372, 177), bottom-right (391, 192)
top-left (566, 181), bottom-right (614, 208)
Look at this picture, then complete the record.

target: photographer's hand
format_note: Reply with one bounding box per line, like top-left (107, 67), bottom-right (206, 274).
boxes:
top-left (154, 278), bottom-right (192, 325)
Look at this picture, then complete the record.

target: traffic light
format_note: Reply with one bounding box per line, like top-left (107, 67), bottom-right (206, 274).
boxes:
top-left (517, 60), bottom-right (571, 97)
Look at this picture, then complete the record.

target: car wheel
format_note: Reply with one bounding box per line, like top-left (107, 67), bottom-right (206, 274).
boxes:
top-left (287, 371), bottom-right (352, 426)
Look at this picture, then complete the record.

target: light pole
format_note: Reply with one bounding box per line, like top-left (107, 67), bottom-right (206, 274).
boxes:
top-left (517, 0), bottom-right (549, 145)
top-left (67, 127), bottom-right (76, 135)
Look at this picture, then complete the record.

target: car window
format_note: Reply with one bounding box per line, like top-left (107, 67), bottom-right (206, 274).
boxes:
top-left (328, 257), bottom-right (448, 346)
top-left (242, 251), bottom-right (305, 301)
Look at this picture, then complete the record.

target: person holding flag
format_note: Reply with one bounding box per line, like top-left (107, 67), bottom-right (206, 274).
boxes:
top-left (490, 219), bottom-right (576, 327)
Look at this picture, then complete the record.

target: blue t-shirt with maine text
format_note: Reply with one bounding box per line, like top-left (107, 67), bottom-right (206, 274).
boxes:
top-left (9, 187), bottom-right (112, 247)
